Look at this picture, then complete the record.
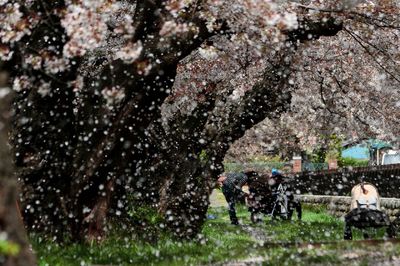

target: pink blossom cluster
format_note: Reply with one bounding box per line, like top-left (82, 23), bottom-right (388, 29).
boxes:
top-left (114, 41), bottom-right (143, 63)
top-left (61, 0), bottom-right (119, 58)
top-left (101, 86), bottom-right (125, 108)
top-left (0, 2), bottom-right (30, 44)
top-left (159, 21), bottom-right (190, 37)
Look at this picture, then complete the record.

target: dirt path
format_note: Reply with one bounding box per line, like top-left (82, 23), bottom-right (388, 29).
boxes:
top-left (209, 189), bottom-right (227, 207)
top-left (241, 224), bottom-right (273, 244)
top-left (209, 187), bottom-right (250, 207)
top-left (219, 239), bottom-right (400, 265)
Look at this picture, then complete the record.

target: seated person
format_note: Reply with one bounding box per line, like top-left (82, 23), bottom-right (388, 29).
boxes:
top-left (350, 183), bottom-right (379, 210)
top-left (344, 182), bottom-right (394, 239)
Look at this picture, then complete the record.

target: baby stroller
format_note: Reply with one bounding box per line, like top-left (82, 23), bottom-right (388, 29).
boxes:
top-left (344, 182), bottom-right (395, 240)
top-left (246, 172), bottom-right (301, 223)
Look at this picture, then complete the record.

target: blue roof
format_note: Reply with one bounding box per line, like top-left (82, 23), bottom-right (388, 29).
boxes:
top-left (341, 139), bottom-right (393, 160)
top-left (342, 144), bottom-right (369, 159)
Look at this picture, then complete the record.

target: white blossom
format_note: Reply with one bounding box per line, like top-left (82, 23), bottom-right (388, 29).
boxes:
top-left (114, 41), bottom-right (143, 63)
top-left (25, 54), bottom-right (42, 70)
top-left (281, 12), bottom-right (298, 30)
top-left (198, 46), bottom-right (218, 60)
top-left (0, 46), bottom-right (13, 61)
top-left (37, 81), bottom-right (51, 97)
top-left (159, 21), bottom-right (190, 37)
top-left (101, 86), bottom-right (125, 107)
top-left (0, 3), bottom-right (31, 43)
top-left (12, 75), bottom-right (31, 92)
top-left (44, 57), bottom-right (70, 74)
top-left (61, 1), bottom-right (119, 58)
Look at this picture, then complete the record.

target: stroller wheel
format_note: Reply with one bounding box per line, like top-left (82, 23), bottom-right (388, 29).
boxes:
top-left (387, 224), bottom-right (396, 238)
top-left (251, 212), bottom-right (262, 223)
top-left (344, 224), bottom-right (353, 240)
top-left (285, 210), bottom-right (292, 221)
top-left (280, 213), bottom-right (290, 221)
top-left (250, 212), bottom-right (257, 223)
top-left (390, 217), bottom-right (400, 238)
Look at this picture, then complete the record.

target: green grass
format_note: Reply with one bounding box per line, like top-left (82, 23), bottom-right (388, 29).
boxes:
top-left (32, 204), bottom-right (400, 265)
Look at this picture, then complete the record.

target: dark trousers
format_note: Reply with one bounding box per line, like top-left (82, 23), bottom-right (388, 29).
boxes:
top-left (222, 185), bottom-right (238, 224)
top-left (344, 208), bottom-right (394, 240)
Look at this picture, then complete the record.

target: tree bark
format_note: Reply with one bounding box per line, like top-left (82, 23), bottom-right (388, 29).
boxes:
top-left (0, 90), bottom-right (36, 265)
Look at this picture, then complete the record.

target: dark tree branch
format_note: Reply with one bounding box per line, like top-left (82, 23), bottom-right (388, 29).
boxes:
top-left (286, 18), bottom-right (343, 43)
top-left (344, 27), bottom-right (400, 83)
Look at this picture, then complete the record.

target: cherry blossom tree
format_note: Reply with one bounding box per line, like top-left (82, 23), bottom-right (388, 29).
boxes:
top-left (229, 1), bottom-right (400, 161)
top-left (0, 0), bottom-right (399, 242)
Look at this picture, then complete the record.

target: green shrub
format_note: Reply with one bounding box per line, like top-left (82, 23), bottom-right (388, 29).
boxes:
top-left (0, 239), bottom-right (20, 256)
top-left (340, 157), bottom-right (369, 167)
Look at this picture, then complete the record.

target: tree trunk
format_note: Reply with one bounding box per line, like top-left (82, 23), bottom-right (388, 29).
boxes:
top-left (157, 149), bottom-right (218, 238)
top-left (83, 178), bottom-right (115, 242)
top-left (0, 90), bottom-right (36, 265)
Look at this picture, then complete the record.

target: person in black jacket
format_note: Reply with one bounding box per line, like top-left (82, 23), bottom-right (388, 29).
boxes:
top-left (217, 172), bottom-right (249, 225)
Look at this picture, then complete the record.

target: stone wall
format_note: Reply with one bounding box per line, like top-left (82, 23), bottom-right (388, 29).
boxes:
top-left (289, 163), bottom-right (400, 198)
top-left (296, 195), bottom-right (400, 218)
